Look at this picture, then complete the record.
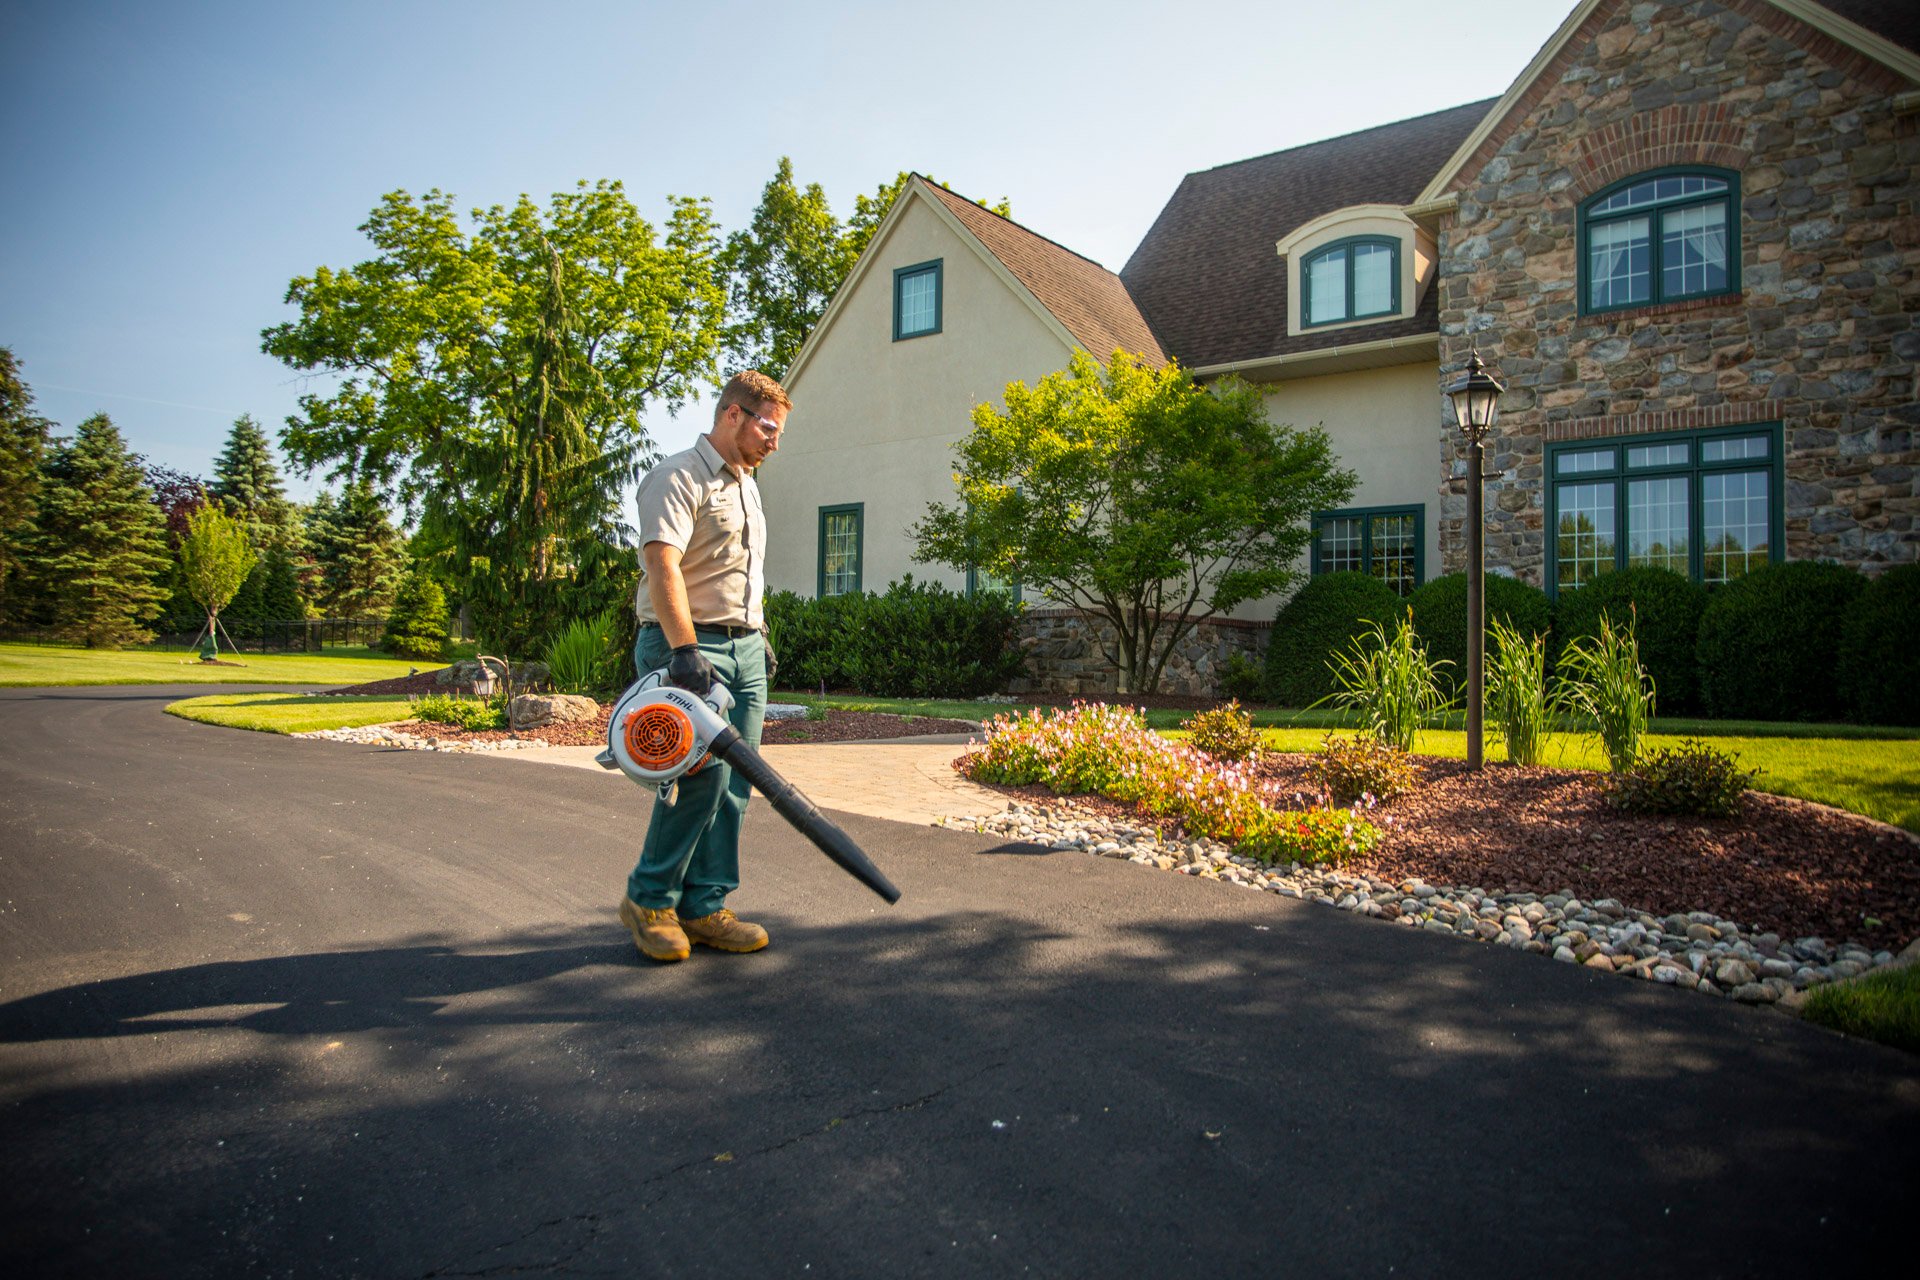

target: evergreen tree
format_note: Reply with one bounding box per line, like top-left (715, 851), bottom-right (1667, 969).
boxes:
top-left (312, 480), bottom-right (404, 618)
top-left (145, 464), bottom-right (215, 633)
top-left (381, 563), bottom-right (450, 660)
top-left (210, 414), bottom-right (298, 552)
top-left (0, 348), bottom-right (53, 625)
top-left (260, 548), bottom-right (304, 622)
top-left (31, 414), bottom-right (171, 647)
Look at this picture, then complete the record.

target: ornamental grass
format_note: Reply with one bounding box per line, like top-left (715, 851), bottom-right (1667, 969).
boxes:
top-left (962, 702), bottom-right (1380, 866)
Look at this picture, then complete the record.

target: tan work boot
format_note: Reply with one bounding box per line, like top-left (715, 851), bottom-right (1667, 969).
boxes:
top-left (679, 908), bottom-right (769, 953)
top-left (619, 897), bottom-right (690, 962)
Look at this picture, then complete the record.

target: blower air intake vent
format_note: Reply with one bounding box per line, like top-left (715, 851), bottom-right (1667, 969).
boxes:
top-left (623, 703), bottom-right (698, 772)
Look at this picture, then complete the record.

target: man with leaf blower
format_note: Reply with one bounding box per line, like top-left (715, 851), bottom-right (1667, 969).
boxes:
top-left (618, 370), bottom-right (790, 962)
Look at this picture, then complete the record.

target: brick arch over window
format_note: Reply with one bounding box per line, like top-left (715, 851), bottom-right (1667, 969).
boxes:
top-left (1572, 105), bottom-right (1750, 200)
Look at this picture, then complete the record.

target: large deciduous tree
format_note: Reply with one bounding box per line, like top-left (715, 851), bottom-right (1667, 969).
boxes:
top-left (0, 348), bottom-right (53, 624)
top-left (31, 414), bottom-right (171, 647)
top-left (912, 352), bottom-right (1356, 693)
top-left (262, 182), bottom-right (726, 648)
top-left (722, 164), bottom-right (1009, 376)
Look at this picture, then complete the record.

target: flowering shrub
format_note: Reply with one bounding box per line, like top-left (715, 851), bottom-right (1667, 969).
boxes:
top-left (1308, 733), bottom-right (1418, 804)
top-left (1182, 701), bottom-right (1262, 762)
top-left (962, 702), bottom-right (1380, 866)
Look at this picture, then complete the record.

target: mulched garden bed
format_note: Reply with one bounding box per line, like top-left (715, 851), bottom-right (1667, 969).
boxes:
top-left (379, 706), bottom-right (977, 750)
top-left (986, 752), bottom-right (1920, 951)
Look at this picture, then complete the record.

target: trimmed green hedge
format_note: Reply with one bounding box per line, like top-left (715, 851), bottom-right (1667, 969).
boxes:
top-left (1263, 572), bottom-right (1403, 707)
top-left (1839, 564), bottom-right (1920, 726)
top-left (1697, 561), bottom-right (1865, 721)
top-left (1551, 567), bottom-right (1707, 715)
top-left (765, 577), bottom-right (1026, 698)
top-left (1407, 572), bottom-right (1552, 695)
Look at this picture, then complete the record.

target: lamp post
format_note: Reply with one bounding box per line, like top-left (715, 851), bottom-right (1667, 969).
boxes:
top-left (1443, 348), bottom-right (1505, 771)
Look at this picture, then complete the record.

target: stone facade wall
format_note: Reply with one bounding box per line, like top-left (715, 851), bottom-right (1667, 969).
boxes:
top-left (1434, 0), bottom-right (1920, 582)
top-left (1012, 609), bottom-right (1269, 698)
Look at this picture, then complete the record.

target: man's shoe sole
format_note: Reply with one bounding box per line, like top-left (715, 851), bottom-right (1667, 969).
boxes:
top-left (686, 933), bottom-right (769, 954)
top-left (619, 898), bottom-right (690, 962)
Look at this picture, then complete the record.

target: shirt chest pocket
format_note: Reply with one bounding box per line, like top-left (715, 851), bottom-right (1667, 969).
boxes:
top-left (708, 498), bottom-right (741, 551)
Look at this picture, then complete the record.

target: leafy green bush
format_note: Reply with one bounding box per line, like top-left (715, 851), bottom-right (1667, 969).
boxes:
top-left (1309, 733), bottom-right (1418, 804)
top-left (411, 692), bottom-right (505, 731)
top-left (1263, 572), bottom-right (1402, 707)
top-left (1485, 616), bottom-right (1550, 766)
top-left (382, 565), bottom-right (450, 661)
top-left (1839, 564), bottom-right (1920, 726)
top-left (1551, 566), bottom-right (1706, 714)
top-left (545, 608), bottom-right (617, 696)
top-left (1555, 613), bottom-right (1653, 774)
top-left (1696, 561), bottom-right (1866, 721)
top-left (1408, 572), bottom-right (1552, 698)
top-left (766, 577), bottom-right (1025, 698)
top-left (962, 703), bottom-right (1380, 866)
top-left (1319, 611), bottom-right (1455, 752)
top-left (1182, 702), bottom-right (1261, 762)
top-left (1216, 651), bottom-right (1265, 703)
top-left (1604, 739), bottom-right (1755, 817)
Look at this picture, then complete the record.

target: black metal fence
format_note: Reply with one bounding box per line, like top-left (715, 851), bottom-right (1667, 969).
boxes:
top-left (147, 618), bottom-right (388, 653)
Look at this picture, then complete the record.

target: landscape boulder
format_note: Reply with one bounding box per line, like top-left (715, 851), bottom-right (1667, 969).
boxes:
top-left (509, 693), bottom-right (600, 731)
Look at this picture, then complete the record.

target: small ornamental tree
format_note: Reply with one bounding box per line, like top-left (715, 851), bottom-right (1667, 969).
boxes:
top-left (912, 351), bottom-right (1355, 693)
top-left (180, 497), bottom-right (257, 654)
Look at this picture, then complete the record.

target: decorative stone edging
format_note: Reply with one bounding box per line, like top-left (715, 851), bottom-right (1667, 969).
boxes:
top-left (293, 725), bottom-right (547, 753)
top-left (939, 800), bottom-right (1907, 1004)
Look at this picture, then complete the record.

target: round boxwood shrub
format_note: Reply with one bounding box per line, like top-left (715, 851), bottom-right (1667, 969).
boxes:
top-left (1262, 572), bottom-right (1403, 707)
top-left (1838, 563), bottom-right (1920, 726)
top-left (1696, 561), bottom-right (1866, 722)
top-left (1407, 571), bottom-right (1552, 696)
top-left (1551, 566), bottom-right (1708, 715)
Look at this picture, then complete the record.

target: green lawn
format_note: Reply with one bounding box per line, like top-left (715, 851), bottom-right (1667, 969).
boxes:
top-left (0, 641), bottom-right (435, 687)
top-left (1800, 964), bottom-right (1920, 1055)
top-left (166, 692), bottom-right (418, 734)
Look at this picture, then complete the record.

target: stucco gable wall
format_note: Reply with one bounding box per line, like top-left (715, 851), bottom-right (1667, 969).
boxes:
top-left (764, 195), bottom-right (1074, 599)
top-left (1434, 0), bottom-right (1920, 584)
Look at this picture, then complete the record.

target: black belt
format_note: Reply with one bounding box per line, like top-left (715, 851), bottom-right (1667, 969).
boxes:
top-left (643, 621), bottom-right (757, 639)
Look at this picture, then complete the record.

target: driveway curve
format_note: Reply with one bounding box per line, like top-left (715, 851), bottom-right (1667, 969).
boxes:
top-left (1, 685), bottom-right (1914, 1277)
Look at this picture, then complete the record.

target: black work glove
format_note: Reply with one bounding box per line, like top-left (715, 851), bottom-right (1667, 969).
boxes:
top-left (666, 644), bottom-right (716, 694)
top-left (763, 635), bottom-right (779, 689)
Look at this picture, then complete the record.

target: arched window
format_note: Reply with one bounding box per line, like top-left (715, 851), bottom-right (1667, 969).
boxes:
top-left (1301, 236), bottom-right (1399, 326)
top-left (1579, 168), bottom-right (1738, 313)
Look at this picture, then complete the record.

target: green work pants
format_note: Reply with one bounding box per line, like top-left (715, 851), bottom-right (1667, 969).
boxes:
top-left (625, 625), bottom-right (767, 919)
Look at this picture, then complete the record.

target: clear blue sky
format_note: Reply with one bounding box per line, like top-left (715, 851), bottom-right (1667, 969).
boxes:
top-left (1, 0), bottom-right (1563, 501)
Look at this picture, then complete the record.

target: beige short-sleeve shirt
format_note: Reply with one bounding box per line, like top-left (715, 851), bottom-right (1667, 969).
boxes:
top-left (633, 435), bottom-right (766, 629)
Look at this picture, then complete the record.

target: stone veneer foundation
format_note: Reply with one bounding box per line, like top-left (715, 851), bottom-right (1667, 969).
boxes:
top-left (1012, 609), bottom-right (1267, 698)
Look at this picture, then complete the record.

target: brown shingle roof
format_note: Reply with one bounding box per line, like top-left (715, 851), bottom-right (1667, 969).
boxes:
top-left (916, 179), bottom-right (1168, 365)
top-left (1120, 100), bottom-right (1497, 370)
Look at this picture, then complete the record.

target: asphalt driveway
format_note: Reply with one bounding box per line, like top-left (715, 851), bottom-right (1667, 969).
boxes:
top-left (1, 685), bottom-right (1914, 1278)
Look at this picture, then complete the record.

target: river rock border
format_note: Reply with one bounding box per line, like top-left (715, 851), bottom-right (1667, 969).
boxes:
top-left (293, 725), bottom-right (547, 753)
top-left (939, 799), bottom-right (1905, 1004)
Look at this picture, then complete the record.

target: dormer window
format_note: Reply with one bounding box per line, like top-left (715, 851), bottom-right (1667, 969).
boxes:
top-left (1302, 237), bottom-right (1399, 327)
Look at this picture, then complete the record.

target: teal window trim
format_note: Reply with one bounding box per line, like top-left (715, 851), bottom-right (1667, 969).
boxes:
top-left (1577, 165), bottom-right (1741, 317)
top-left (965, 566), bottom-right (1022, 603)
top-left (1310, 503), bottom-right (1425, 595)
top-left (892, 259), bottom-right (943, 341)
top-left (1545, 422), bottom-right (1783, 599)
top-left (1300, 236), bottom-right (1401, 328)
top-left (817, 503), bottom-right (864, 598)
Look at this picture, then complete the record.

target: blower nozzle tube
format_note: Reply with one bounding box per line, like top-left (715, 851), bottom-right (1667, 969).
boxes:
top-left (709, 726), bottom-right (902, 904)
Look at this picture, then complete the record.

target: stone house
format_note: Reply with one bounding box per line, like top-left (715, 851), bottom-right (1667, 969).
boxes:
top-left (759, 0), bottom-right (1919, 695)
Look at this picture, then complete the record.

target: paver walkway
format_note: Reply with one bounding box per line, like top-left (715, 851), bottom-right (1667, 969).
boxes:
top-left (471, 734), bottom-right (1006, 826)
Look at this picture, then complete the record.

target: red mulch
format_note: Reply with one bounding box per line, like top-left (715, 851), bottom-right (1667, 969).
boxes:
top-left (760, 710), bottom-right (979, 744)
top-left (988, 752), bottom-right (1920, 951)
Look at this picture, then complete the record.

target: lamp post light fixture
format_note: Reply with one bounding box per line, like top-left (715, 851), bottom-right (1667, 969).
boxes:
top-left (1443, 348), bottom-right (1505, 771)
top-left (472, 655), bottom-right (508, 701)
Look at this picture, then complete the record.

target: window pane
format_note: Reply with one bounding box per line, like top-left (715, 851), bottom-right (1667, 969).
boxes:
top-left (897, 270), bottom-right (937, 336)
top-left (1556, 481), bottom-right (1617, 588)
top-left (1593, 175), bottom-right (1727, 213)
top-left (1661, 201), bottom-right (1729, 298)
top-left (1701, 433), bottom-right (1770, 463)
top-left (1588, 215), bottom-right (1651, 308)
top-left (1702, 470), bottom-right (1770, 583)
top-left (1369, 513), bottom-right (1417, 597)
top-left (1351, 243), bottom-right (1394, 316)
top-left (1555, 448), bottom-right (1616, 476)
top-left (1627, 442), bottom-right (1689, 468)
top-left (1628, 476), bottom-right (1690, 573)
top-left (1319, 516), bottom-right (1362, 574)
top-left (1307, 248), bottom-right (1347, 323)
top-left (822, 512), bottom-right (859, 596)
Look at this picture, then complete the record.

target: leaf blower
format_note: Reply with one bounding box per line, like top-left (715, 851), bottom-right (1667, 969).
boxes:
top-left (595, 668), bottom-right (902, 904)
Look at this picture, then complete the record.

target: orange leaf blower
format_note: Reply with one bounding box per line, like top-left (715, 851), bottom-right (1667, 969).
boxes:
top-left (596, 669), bottom-right (901, 904)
